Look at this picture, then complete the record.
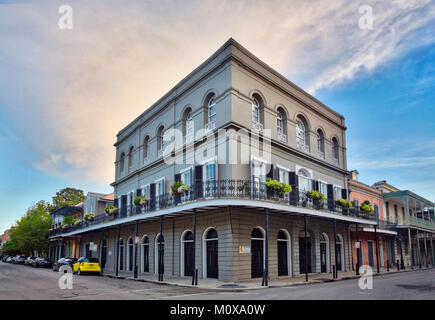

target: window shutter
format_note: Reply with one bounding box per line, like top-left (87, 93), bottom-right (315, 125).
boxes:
top-left (121, 195), bottom-right (127, 217)
top-left (114, 198), bottom-right (119, 208)
top-left (341, 188), bottom-right (347, 200)
top-left (327, 184), bottom-right (334, 211)
top-left (266, 164), bottom-right (274, 180)
top-left (150, 184), bottom-right (156, 211)
top-left (312, 180), bottom-right (319, 191)
top-left (136, 189), bottom-right (142, 197)
top-left (175, 173), bottom-right (181, 183)
top-left (289, 172), bottom-right (298, 187)
top-left (289, 172), bottom-right (299, 205)
top-left (194, 165), bottom-right (203, 198)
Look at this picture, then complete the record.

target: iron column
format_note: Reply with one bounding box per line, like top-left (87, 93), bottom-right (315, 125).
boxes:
top-left (416, 229), bottom-right (422, 268)
top-left (115, 224), bottom-right (120, 276)
top-left (192, 208), bottom-right (196, 286)
top-left (262, 208), bottom-right (269, 286)
top-left (333, 219), bottom-right (338, 278)
top-left (423, 232), bottom-right (429, 268)
top-left (374, 225), bottom-right (380, 274)
top-left (159, 215), bottom-right (163, 281)
top-left (304, 214), bottom-right (308, 282)
top-left (430, 233), bottom-right (434, 268)
top-left (408, 228), bottom-right (413, 269)
top-left (101, 230), bottom-right (104, 273)
top-left (134, 221), bottom-right (138, 278)
top-left (355, 223), bottom-right (360, 275)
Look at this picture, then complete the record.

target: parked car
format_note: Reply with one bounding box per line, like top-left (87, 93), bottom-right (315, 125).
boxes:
top-left (15, 256), bottom-right (28, 264)
top-left (52, 257), bottom-right (77, 272)
top-left (8, 256), bottom-right (16, 263)
top-left (32, 257), bottom-right (52, 268)
top-left (73, 257), bottom-right (101, 275)
top-left (24, 257), bottom-right (37, 266)
top-left (2, 255), bottom-right (9, 262)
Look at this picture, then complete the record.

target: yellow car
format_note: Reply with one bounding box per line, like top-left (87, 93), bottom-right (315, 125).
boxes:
top-left (73, 257), bottom-right (101, 275)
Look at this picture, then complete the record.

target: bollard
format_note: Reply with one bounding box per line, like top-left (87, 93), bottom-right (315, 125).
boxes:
top-left (356, 263), bottom-right (360, 275)
top-left (332, 265), bottom-right (336, 279)
top-left (387, 260), bottom-right (390, 272)
top-left (397, 260), bottom-right (400, 271)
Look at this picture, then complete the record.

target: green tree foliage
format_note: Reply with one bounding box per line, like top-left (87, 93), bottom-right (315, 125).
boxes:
top-left (50, 187), bottom-right (85, 212)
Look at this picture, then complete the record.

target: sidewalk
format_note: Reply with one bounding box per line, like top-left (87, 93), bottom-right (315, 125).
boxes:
top-left (101, 266), bottom-right (431, 291)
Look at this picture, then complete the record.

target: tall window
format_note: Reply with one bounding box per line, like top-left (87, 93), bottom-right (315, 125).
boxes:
top-left (119, 152), bottom-right (125, 173)
top-left (157, 126), bottom-right (165, 155)
top-left (276, 108), bottom-right (287, 142)
top-left (277, 111), bottom-right (283, 134)
top-left (186, 111), bottom-right (193, 136)
top-left (298, 169), bottom-right (311, 191)
top-left (143, 136), bottom-right (149, 162)
top-left (128, 146), bottom-right (134, 171)
top-left (296, 115), bottom-right (309, 152)
top-left (317, 129), bottom-right (325, 159)
top-left (252, 98), bottom-right (260, 123)
top-left (208, 98), bottom-right (216, 124)
top-left (332, 137), bottom-right (339, 164)
top-left (181, 168), bottom-right (192, 186)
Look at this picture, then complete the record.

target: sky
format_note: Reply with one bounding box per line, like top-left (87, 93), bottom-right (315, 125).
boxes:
top-left (0, 0), bottom-right (434, 232)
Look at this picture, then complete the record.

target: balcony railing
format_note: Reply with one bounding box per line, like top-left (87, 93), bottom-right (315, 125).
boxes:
top-left (252, 122), bottom-right (264, 133)
top-left (49, 180), bottom-right (376, 237)
top-left (296, 138), bottom-right (310, 152)
top-left (404, 216), bottom-right (435, 231)
top-left (277, 132), bottom-right (287, 143)
top-left (205, 121), bottom-right (216, 132)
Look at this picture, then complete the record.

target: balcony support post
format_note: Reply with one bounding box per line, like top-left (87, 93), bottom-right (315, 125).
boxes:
top-left (423, 231), bottom-right (429, 268)
top-left (355, 223), bottom-right (360, 275)
top-left (101, 230), bottom-right (104, 273)
top-left (115, 224), bottom-right (120, 276)
top-left (304, 214), bottom-right (309, 282)
top-left (262, 208), bottom-right (269, 286)
top-left (333, 219), bottom-right (338, 278)
top-left (416, 229), bottom-right (422, 269)
top-left (192, 208), bottom-right (197, 286)
top-left (408, 228), bottom-right (414, 269)
top-left (430, 233), bottom-right (434, 268)
top-left (158, 216), bottom-right (163, 281)
top-left (134, 221), bottom-right (138, 279)
top-left (374, 225), bottom-right (380, 274)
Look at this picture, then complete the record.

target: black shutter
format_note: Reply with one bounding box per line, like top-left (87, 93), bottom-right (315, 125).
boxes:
top-left (174, 173), bottom-right (182, 205)
top-left (289, 172), bottom-right (299, 206)
top-left (194, 165), bottom-right (203, 198)
top-left (121, 195), bottom-right (127, 217)
top-left (136, 189), bottom-right (142, 214)
top-left (150, 184), bottom-right (156, 211)
top-left (175, 173), bottom-right (181, 182)
top-left (341, 188), bottom-right (347, 200)
top-left (114, 198), bottom-right (119, 208)
top-left (312, 180), bottom-right (319, 191)
top-left (266, 164), bottom-right (274, 180)
top-left (327, 184), bottom-right (334, 211)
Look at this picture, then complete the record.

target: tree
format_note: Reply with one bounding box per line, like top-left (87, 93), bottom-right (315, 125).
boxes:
top-left (50, 187), bottom-right (85, 212)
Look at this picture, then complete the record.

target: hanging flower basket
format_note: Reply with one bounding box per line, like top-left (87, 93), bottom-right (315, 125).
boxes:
top-left (84, 213), bottom-right (95, 222)
top-left (105, 205), bottom-right (118, 216)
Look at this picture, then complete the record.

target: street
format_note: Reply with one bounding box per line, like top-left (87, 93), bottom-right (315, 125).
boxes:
top-left (0, 262), bottom-right (434, 300)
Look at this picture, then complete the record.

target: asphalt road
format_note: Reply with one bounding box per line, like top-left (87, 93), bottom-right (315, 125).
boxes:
top-left (1, 262), bottom-right (434, 300)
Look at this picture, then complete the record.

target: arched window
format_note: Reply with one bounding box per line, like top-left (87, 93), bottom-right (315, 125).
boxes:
top-left (119, 152), bottom-right (125, 173)
top-left (154, 234), bottom-right (165, 274)
top-left (127, 237), bottom-right (134, 271)
top-left (208, 98), bottom-right (216, 124)
top-left (332, 137), bottom-right (339, 164)
top-left (317, 129), bottom-right (325, 159)
top-left (183, 108), bottom-right (194, 144)
top-left (181, 230), bottom-right (194, 277)
top-left (320, 233), bottom-right (330, 273)
top-left (203, 228), bottom-right (218, 279)
top-left (277, 230), bottom-right (291, 276)
top-left (251, 227), bottom-right (265, 278)
top-left (276, 108), bottom-right (287, 142)
top-left (141, 236), bottom-right (149, 272)
top-left (128, 146), bottom-right (134, 172)
top-left (119, 239), bottom-right (124, 271)
top-left (296, 115), bottom-right (310, 152)
top-left (143, 136), bottom-right (149, 163)
top-left (252, 98), bottom-right (260, 124)
top-left (298, 230), bottom-right (314, 274)
top-left (157, 126), bottom-right (165, 156)
top-left (298, 168), bottom-right (312, 191)
top-left (335, 234), bottom-right (345, 271)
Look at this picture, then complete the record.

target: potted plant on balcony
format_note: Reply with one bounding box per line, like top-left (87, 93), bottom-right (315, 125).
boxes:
top-left (336, 198), bottom-right (353, 213)
top-left (105, 205), bottom-right (118, 216)
top-left (73, 218), bottom-right (82, 226)
top-left (62, 216), bottom-right (74, 229)
top-left (134, 195), bottom-right (149, 207)
top-left (84, 213), bottom-right (95, 222)
top-left (305, 190), bottom-right (326, 209)
top-left (360, 200), bottom-right (374, 215)
top-left (170, 181), bottom-right (185, 196)
top-left (266, 179), bottom-right (292, 198)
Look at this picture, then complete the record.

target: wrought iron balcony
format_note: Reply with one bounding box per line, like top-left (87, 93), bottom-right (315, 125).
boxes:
top-left (205, 121), bottom-right (216, 132)
top-left (252, 122), bottom-right (264, 133)
top-left (277, 132), bottom-right (287, 143)
top-left (49, 180), bottom-right (377, 237)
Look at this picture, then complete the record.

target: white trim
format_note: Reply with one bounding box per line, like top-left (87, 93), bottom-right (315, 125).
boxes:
top-left (251, 155), bottom-right (269, 164)
top-left (362, 227), bottom-right (397, 235)
top-left (251, 226), bottom-right (266, 273)
top-left (295, 165), bottom-right (313, 178)
top-left (202, 227), bottom-right (218, 279)
top-left (140, 234), bottom-right (149, 273)
top-left (200, 156), bottom-right (217, 166)
top-left (180, 229), bottom-right (193, 277)
top-left (336, 234), bottom-right (345, 271)
top-left (276, 164), bottom-right (291, 173)
top-left (180, 166), bottom-right (194, 174)
top-left (126, 237), bottom-right (134, 272)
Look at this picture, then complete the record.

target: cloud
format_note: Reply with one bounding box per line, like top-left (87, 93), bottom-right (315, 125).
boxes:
top-left (0, 0), bottom-right (434, 185)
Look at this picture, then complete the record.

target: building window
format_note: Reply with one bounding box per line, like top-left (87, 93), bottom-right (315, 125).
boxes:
top-left (394, 204), bottom-right (398, 222)
top-left (141, 236), bottom-right (149, 272)
top-left (181, 168), bottom-right (192, 186)
top-left (208, 98), bottom-right (216, 124)
top-left (332, 137), bottom-right (339, 165)
top-left (276, 108), bottom-right (287, 142)
top-left (386, 202), bottom-right (390, 221)
top-left (277, 166), bottom-right (289, 184)
top-left (252, 98), bottom-right (260, 124)
top-left (296, 115), bottom-right (310, 152)
top-left (157, 126), bottom-right (165, 156)
top-left (251, 94), bottom-right (264, 132)
top-left (298, 168), bottom-right (311, 191)
top-left (119, 152), bottom-right (125, 173)
top-left (143, 136), bottom-right (149, 163)
top-left (128, 146), bottom-right (134, 172)
top-left (317, 129), bottom-right (325, 159)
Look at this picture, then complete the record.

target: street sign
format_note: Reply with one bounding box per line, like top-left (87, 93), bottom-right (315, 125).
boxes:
top-left (239, 246), bottom-right (250, 254)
